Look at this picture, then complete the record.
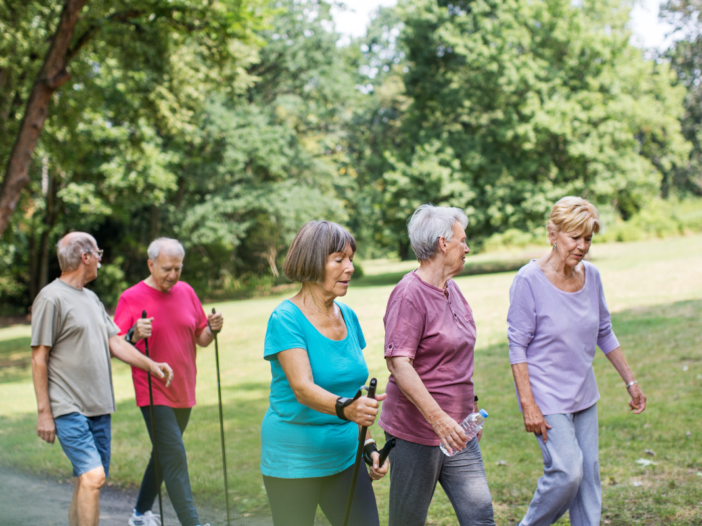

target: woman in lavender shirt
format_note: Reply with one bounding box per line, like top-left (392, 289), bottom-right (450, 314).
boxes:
top-left (508, 197), bottom-right (647, 526)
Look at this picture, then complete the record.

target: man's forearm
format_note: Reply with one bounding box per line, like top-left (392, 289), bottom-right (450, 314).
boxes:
top-left (109, 336), bottom-right (152, 371)
top-left (195, 327), bottom-right (214, 347)
top-left (31, 347), bottom-right (51, 415)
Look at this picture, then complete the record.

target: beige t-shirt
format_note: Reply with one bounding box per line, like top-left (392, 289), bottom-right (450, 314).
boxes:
top-left (31, 279), bottom-right (120, 417)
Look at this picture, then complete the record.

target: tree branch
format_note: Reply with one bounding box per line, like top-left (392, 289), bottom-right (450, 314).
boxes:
top-left (0, 0), bottom-right (89, 236)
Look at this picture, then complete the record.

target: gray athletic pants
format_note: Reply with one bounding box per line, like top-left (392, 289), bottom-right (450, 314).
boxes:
top-left (519, 403), bottom-right (601, 526)
top-left (385, 432), bottom-right (495, 526)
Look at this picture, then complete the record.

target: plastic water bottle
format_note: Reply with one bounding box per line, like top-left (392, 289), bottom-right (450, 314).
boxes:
top-left (440, 409), bottom-right (489, 457)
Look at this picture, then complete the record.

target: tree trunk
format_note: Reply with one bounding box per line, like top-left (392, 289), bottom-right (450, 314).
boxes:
top-left (38, 170), bottom-right (59, 292)
top-left (28, 229), bottom-right (39, 302)
top-left (150, 204), bottom-right (161, 240)
top-left (0, 0), bottom-right (88, 237)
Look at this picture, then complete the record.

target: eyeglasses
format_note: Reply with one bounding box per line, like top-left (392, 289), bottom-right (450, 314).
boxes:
top-left (85, 249), bottom-right (104, 258)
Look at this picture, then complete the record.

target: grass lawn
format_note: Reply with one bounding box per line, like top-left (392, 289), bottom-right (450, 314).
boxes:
top-left (1, 235), bottom-right (701, 525)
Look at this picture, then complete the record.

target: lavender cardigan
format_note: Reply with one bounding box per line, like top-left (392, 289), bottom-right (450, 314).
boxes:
top-left (507, 260), bottom-right (620, 415)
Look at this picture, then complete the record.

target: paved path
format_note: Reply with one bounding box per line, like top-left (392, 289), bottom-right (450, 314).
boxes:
top-left (0, 467), bottom-right (274, 526)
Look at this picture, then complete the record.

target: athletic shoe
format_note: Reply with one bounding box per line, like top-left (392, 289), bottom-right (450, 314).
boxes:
top-left (128, 510), bottom-right (162, 526)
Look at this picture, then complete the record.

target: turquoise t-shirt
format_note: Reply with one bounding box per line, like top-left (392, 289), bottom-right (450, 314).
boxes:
top-left (260, 300), bottom-right (368, 478)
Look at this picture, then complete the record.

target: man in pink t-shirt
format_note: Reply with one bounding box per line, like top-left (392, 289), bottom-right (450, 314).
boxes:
top-left (114, 238), bottom-right (224, 526)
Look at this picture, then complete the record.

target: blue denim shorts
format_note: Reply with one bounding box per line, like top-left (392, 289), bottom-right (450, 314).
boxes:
top-left (54, 412), bottom-right (111, 478)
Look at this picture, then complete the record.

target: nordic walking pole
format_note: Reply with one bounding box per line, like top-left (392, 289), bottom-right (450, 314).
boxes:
top-left (210, 308), bottom-right (231, 526)
top-left (143, 310), bottom-right (164, 525)
top-left (343, 378), bottom-right (377, 526)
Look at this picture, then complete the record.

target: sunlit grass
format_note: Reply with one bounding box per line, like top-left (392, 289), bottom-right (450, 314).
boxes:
top-left (1, 234), bottom-right (701, 524)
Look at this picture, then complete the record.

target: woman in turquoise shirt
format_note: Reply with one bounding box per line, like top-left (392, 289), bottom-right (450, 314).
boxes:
top-left (261, 221), bottom-right (388, 526)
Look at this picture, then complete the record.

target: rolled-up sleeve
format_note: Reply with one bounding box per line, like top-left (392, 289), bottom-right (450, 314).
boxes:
top-left (384, 297), bottom-right (423, 359)
top-left (596, 275), bottom-right (620, 354)
top-left (507, 274), bottom-right (536, 364)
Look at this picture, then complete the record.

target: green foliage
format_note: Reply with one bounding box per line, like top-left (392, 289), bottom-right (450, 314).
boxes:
top-left (86, 257), bottom-right (128, 308)
top-left (351, 0), bottom-right (690, 256)
top-left (661, 0), bottom-right (702, 196)
top-left (598, 198), bottom-right (702, 242)
top-left (1, 0), bottom-right (699, 310)
top-left (482, 227), bottom-right (547, 252)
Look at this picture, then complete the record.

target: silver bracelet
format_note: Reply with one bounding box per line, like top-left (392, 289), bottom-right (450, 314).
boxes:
top-left (364, 438), bottom-right (376, 447)
top-left (626, 380), bottom-right (638, 389)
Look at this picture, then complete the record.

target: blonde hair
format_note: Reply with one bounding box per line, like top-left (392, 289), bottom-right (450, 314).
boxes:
top-left (547, 197), bottom-right (601, 236)
top-left (283, 221), bottom-right (357, 283)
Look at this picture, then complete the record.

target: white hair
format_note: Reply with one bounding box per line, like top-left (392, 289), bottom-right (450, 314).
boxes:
top-left (407, 204), bottom-right (469, 262)
top-left (56, 233), bottom-right (97, 271)
top-left (147, 238), bottom-right (185, 261)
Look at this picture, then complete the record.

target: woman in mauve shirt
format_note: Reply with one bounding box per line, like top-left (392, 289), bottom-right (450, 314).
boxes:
top-left (508, 197), bottom-right (647, 526)
top-left (379, 204), bottom-right (495, 526)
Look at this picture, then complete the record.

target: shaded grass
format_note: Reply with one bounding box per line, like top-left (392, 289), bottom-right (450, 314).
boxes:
top-left (1, 235), bottom-right (701, 524)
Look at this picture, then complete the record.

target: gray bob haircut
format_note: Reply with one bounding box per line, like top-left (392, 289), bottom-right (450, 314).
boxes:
top-left (283, 221), bottom-right (357, 283)
top-left (147, 238), bottom-right (185, 261)
top-left (56, 232), bottom-right (97, 271)
top-left (407, 204), bottom-right (469, 262)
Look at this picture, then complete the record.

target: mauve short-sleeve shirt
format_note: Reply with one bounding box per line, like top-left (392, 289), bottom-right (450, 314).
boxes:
top-left (379, 271), bottom-right (476, 446)
top-left (507, 260), bottom-right (620, 415)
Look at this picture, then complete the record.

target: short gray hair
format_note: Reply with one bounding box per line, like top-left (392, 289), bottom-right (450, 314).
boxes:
top-left (407, 204), bottom-right (469, 262)
top-left (147, 238), bottom-right (185, 261)
top-left (283, 221), bottom-right (357, 282)
top-left (56, 232), bottom-right (97, 271)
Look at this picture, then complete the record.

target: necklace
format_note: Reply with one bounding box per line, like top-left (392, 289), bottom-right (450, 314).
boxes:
top-left (548, 259), bottom-right (574, 280)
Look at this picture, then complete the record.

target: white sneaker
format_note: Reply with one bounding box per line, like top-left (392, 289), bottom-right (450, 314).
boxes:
top-left (128, 509), bottom-right (162, 526)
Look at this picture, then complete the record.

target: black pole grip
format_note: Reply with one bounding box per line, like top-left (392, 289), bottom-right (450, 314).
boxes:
top-left (377, 437), bottom-right (395, 467)
top-left (142, 310), bottom-right (147, 319)
top-left (367, 378), bottom-right (377, 400)
top-left (209, 307), bottom-right (221, 335)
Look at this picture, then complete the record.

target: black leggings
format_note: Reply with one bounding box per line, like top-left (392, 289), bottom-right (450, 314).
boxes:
top-left (263, 465), bottom-right (379, 526)
top-left (136, 406), bottom-right (199, 526)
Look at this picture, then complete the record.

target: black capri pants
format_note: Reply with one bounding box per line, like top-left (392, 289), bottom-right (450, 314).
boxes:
top-left (263, 464), bottom-right (379, 526)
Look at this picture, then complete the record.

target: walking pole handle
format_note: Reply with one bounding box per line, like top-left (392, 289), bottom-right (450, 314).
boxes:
top-left (142, 311), bottom-right (149, 357)
top-left (367, 378), bottom-right (377, 400)
top-left (210, 307), bottom-right (220, 334)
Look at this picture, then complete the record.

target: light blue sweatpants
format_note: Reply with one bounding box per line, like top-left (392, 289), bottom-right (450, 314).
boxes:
top-left (519, 403), bottom-right (601, 526)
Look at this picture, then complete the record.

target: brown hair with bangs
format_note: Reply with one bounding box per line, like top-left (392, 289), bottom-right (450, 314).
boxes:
top-left (283, 221), bottom-right (357, 283)
top-left (547, 196), bottom-right (601, 236)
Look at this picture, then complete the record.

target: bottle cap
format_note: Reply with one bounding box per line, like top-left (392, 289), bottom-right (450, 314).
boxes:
top-left (479, 409), bottom-right (488, 418)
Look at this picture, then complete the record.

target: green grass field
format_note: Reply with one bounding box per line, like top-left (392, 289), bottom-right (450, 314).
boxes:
top-left (1, 235), bottom-right (701, 525)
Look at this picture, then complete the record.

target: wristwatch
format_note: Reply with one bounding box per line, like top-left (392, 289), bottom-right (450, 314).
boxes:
top-left (125, 323), bottom-right (137, 344)
top-left (335, 397), bottom-right (354, 421)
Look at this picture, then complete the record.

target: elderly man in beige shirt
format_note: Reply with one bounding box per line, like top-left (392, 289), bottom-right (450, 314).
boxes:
top-left (31, 232), bottom-right (173, 526)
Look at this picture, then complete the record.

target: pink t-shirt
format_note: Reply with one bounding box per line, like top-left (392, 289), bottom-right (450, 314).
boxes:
top-left (114, 281), bottom-right (208, 408)
top-left (379, 271), bottom-right (476, 446)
